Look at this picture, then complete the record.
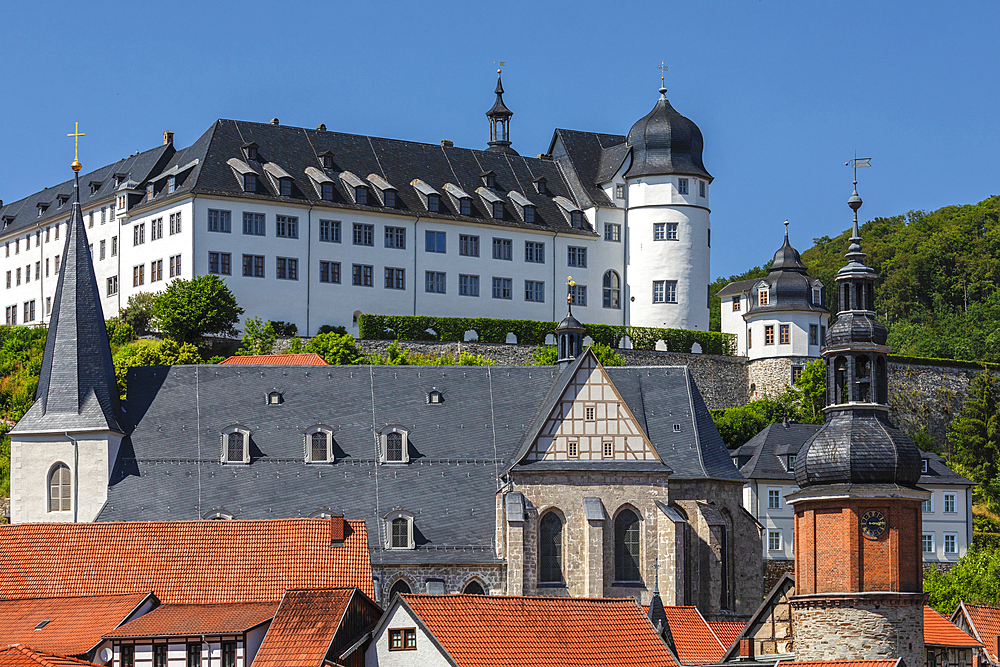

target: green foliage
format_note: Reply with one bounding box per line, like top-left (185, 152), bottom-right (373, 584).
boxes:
top-left (236, 317), bottom-right (277, 356)
top-left (531, 343), bottom-right (625, 367)
top-left (0, 325), bottom-right (47, 423)
top-left (205, 355), bottom-right (226, 365)
top-left (150, 275), bottom-right (244, 344)
top-left (269, 321), bottom-right (298, 337)
top-left (112, 339), bottom-right (203, 398)
top-left (709, 264), bottom-right (770, 332)
top-left (925, 545), bottom-right (1000, 614)
top-left (796, 359), bottom-right (827, 423)
top-left (317, 324), bottom-right (349, 336)
top-left (105, 317), bottom-right (138, 348)
top-left (120, 292), bottom-right (157, 335)
top-left (299, 333), bottom-right (366, 365)
top-left (710, 388), bottom-right (805, 448)
top-left (948, 369), bottom-right (1000, 510)
top-left (365, 340), bottom-right (495, 366)
top-left (358, 314), bottom-right (736, 355)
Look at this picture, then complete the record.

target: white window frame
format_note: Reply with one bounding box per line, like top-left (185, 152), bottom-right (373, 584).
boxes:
top-left (944, 532), bottom-right (958, 555)
top-left (944, 492), bottom-right (957, 514)
top-left (768, 529), bottom-right (783, 552)
top-left (767, 487), bottom-right (782, 510)
top-left (923, 494), bottom-right (934, 513)
top-left (921, 459), bottom-right (929, 474)
top-left (759, 287), bottom-right (769, 306)
top-left (304, 425), bottom-right (335, 464)
top-left (381, 425), bottom-right (409, 464)
top-left (922, 532), bottom-right (935, 554)
top-left (385, 510), bottom-right (415, 549)
top-left (221, 425), bottom-right (250, 464)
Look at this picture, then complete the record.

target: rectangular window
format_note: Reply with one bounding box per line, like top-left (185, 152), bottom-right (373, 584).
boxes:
top-left (665, 223), bottom-right (678, 240)
top-left (491, 201), bottom-right (504, 219)
top-left (100, 240), bottom-right (106, 260)
top-left (389, 629), bottom-right (417, 651)
top-left (604, 223), bottom-right (621, 242)
top-left (321, 182), bottom-right (335, 200)
top-left (384, 191), bottom-right (397, 207)
top-left (923, 496), bottom-right (933, 513)
top-left (427, 193), bottom-right (441, 212)
top-left (792, 366), bottom-right (804, 385)
top-left (569, 284), bottom-right (587, 306)
top-left (568, 440), bottom-right (579, 458)
top-left (319, 261), bottom-right (341, 284)
top-left (945, 533), bottom-right (957, 554)
top-left (699, 180), bottom-right (706, 197)
top-left (244, 174), bottom-right (257, 193)
top-left (385, 226), bottom-right (406, 249)
top-left (276, 257), bottom-right (298, 280)
top-left (208, 209), bottom-right (232, 233)
top-left (425, 271), bottom-right (446, 293)
top-left (525, 280), bottom-right (544, 302)
top-left (759, 289), bottom-right (769, 305)
top-left (425, 230), bottom-right (446, 253)
top-left (152, 218), bottom-right (163, 241)
top-left (922, 459), bottom-right (929, 474)
top-left (653, 280), bottom-right (677, 304)
top-left (809, 324), bottom-right (819, 345)
top-left (523, 206), bottom-right (536, 223)
top-left (654, 222), bottom-right (665, 241)
top-left (585, 407), bottom-right (595, 421)
top-left (154, 645), bottom-right (167, 667)
top-left (187, 644), bottom-right (201, 667)
top-left (678, 178), bottom-right (689, 195)
top-left (821, 325), bottom-right (827, 342)
top-left (209, 252), bottom-right (219, 275)
top-left (243, 212), bottom-right (265, 236)
top-left (788, 455), bottom-right (796, 471)
top-left (107, 276), bottom-right (118, 297)
top-left (492, 277), bottom-right (512, 300)
top-left (54, 225), bottom-right (59, 240)
top-left (603, 441), bottom-right (613, 459)
top-left (111, 236), bottom-right (118, 257)
top-left (275, 215), bottom-right (298, 238)
top-left (243, 254), bottom-right (265, 278)
top-left (54, 256), bottom-right (60, 274)
top-left (169, 212), bottom-right (182, 235)
top-left (168, 255), bottom-right (180, 278)
top-left (768, 488), bottom-right (781, 510)
top-left (768, 530), bottom-right (782, 552)
top-left (459, 234), bottom-right (480, 257)
top-left (319, 219), bottom-right (341, 243)
top-left (780, 324), bottom-right (790, 345)
top-left (923, 533), bottom-right (934, 553)
top-left (525, 241), bottom-right (545, 263)
top-left (133, 223), bottom-right (145, 246)
top-left (150, 259), bottom-right (163, 282)
top-left (352, 264), bottom-right (373, 287)
top-left (944, 493), bottom-right (957, 513)
top-left (35, 262), bottom-right (40, 280)
top-left (567, 246), bottom-right (587, 267)
top-left (222, 643), bottom-right (235, 667)
top-left (765, 325), bottom-right (775, 345)
top-left (24, 300), bottom-right (35, 322)
top-left (353, 223), bottom-right (374, 246)
top-left (615, 183), bottom-right (625, 199)
top-left (492, 237), bottom-right (512, 260)
top-left (732, 296), bottom-right (741, 312)
top-left (384, 267), bottom-right (405, 290)
top-left (459, 274), bottom-right (479, 297)
top-left (121, 646), bottom-right (134, 667)
top-left (100, 208), bottom-right (107, 224)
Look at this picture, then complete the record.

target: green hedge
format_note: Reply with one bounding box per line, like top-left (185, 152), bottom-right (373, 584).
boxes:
top-left (358, 314), bottom-right (736, 356)
top-left (889, 355), bottom-right (1000, 371)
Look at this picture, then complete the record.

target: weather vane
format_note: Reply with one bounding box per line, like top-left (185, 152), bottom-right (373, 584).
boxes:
top-left (495, 58), bottom-right (506, 74)
top-left (845, 152), bottom-right (871, 187)
top-left (659, 61), bottom-right (668, 90)
top-left (566, 276), bottom-right (576, 308)
top-left (68, 122), bottom-right (85, 172)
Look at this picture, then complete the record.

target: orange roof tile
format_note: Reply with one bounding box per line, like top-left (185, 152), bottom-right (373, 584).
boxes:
top-left (925, 606), bottom-right (982, 648)
top-left (0, 593), bottom-right (151, 656)
top-left (707, 621), bottom-right (746, 649)
top-left (0, 519), bottom-right (371, 604)
top-left (961, 604), bottom-right (1000, 659)
top-left (104, 602), bottom-right (278, 638)
top-left (401, 594), bottom-right (678, 667)
top-left (218, 354), bottom-right (328, 365)
top-left (785, 662), bottom-right (900, 667)
top-left (253, 589), bottom-right (365, 667)
top-left (0, 646), bottom-right (99, 667)
top-left (661, 606), bottom-right (725, 665)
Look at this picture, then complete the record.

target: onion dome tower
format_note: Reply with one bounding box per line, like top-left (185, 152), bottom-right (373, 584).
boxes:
top-left (786, 178), bottom-right (926, 666)
top-left (485, 70), bottom-right (516, 154)
top-left (624, 82), bottom-right (712, 331)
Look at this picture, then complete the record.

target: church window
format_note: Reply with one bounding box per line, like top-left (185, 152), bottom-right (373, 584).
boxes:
top-left (603, 271), bottom-right (621, 309)
top-left (48, 463), bottom-right (71, 512)
top-left (677, 178), bottom-right (688, 195)
top-left (538, 512), bottom-right (563, 584)
top-left (463, 580), bottom-right (486, 595)
top-left (614, 509), bottom-right (641, 582)
top-left (222, 426), bottom-right (250, 464)
top-left (764, 325), bottom-right (774, 345)
top-left (389, 579), bottom-right (412, 597)
top-left (768, 488), bottom-right (781, 509)
top-left (768, 530), bottom-right (782, 551)
top-left (923, 533), bottom-right (934, 553)
top-left (603, 441), bottom-right (613, 459)
top-left (121, 646), bottom-right (134, 667)
top-left (944, 493), bottom-right (957, 513)
top-left (154, 644), bottom-right (167, 667)
top-left (759, 288), bottom-right (769, 305)
top-left (944, 533), bottom-right (957, 554)
top-left (306, 427), bottom-right (333, 463)
top-left (779, 325), bottom-right (790, 345)
top-left (732, 296), bottom-right (741, 312)
top-left (187, 644), bottom-right (201, 667)
top-left (387, 512), bottom-right (414, 549)
top-left (604, 223), bottom-right (621, 242)
top-left (222, 643), bottom-right (235, 667)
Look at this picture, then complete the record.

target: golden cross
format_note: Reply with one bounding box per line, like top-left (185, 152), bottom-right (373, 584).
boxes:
top-left (659, 61), bottom-right (669, 88)
top-left (68, 122), bottom-right (85, 172)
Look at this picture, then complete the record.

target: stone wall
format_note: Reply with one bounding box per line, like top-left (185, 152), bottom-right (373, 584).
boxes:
top-left (374, 563), bottom-right (504, 602)
top-left (748, 357), bottom-right (817, 399)
top-left (890, 360), bottom-right (984, 450)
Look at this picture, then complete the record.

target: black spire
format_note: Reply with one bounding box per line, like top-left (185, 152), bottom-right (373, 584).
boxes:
top-left (769, 220), bottom-right (808, 273)
top-left (11, 166), bottom-right (123, 435)
top-left (486, 70), bottom-right (517, 154)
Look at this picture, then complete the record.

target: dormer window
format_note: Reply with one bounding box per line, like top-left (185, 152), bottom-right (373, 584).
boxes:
top-left (321, 182), bottom-right (335, 200)
top-left (305, 426), bottom-right (334, 463)
top-left (524, 205), bottom-right (536, 223)
top-left (244, 174), bottom-right (258, 193)
top-left (570, 211), bottom-right (584, 228)
top-left (922, 459), bottom-right (929, 474)
top-left (533, 177), bottom-right (546, 194)
top-left (114, 174), bottom-right (126, 187)
top-left (759, 288), bottom-right (769, 306)
top-left (384, 190), bottom-right (397, 208)
top-left (221, 425), bottom-right (250, 464)
top-left (381, 426), bottom-right (409, 463)
top-left (355, 186), bottom-right (368, 205)
top-left (279, 178), bottom-right (293, 197)
top-left (167, 176), bottom-right (176, 194)
top-left (428, 390), bottom-right (444, 404)
top-left (37, 204), bottom-right (47, 217)
top-left (812, 287), bottom-right (822, 306)
top-left (89, 181), bottom-right (102, 195)
top-left (322, 154), bottom-right (334, 169)
top-left (267, 391), bottom-right (283, 405)
top-left (146, 183), bottom-right (155, 200)
top-left (244, 144), bottom-right (259, 161)
top-left (460, 198), bottom-right (472, 216)
top-left (57, 195), bottom-right (69, 208)
top-left (615, 184), bottom-right (625, 199)
top-left (788, 455), bottom-right (796, 471)
top-left (482, 172), bottom-right (496, 188)
top-left (427, 193), bottom-right (441, 213)
top-left (386, 511), bottom-right (415, 549)
top-left (491, 201), bottom-right (504, 219)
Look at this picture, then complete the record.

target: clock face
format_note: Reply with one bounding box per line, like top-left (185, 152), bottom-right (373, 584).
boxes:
top-left (861, 509), bottom-right (887, 540)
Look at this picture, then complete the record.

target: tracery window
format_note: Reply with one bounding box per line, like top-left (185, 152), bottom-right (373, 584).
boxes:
top-left (615, 509), bottom-right (641, 582)
top-left (538, 512), bottom-right (564, 584)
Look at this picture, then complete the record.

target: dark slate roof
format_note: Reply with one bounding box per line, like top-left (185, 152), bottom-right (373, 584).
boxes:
top-left (11, 179), bottom-right (122, 435)
top-left (769, 230), bottom-right (807, 273)
top-left (734, 423), bottom-right (823, 481)
top-left (130, 119), bottom-right (595, 237)
top-left (715, 278), bottom-right (758, 298)
top-left (548, 129), bottom-right (626, 209)
top-left (827, 310), bottom-right (888, 346)
top-left (99, 361), bottom-right (742, 563)
top-left (921, 452), bottom-right (975, 486)
top-left (0, 145), bottom-right (173, 238)
top-left (625, 91), bottom-right (712, 181)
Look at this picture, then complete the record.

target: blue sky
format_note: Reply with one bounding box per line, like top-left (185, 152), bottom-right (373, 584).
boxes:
top-left (1, 0), bottom-right (997, 278)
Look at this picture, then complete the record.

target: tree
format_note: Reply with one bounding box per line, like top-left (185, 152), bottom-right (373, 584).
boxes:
top-left (294, 332), bottom-right (365, 365)
top-left (710, 388), bottom-right (805, 448)
top-left (237, 317), bottom-right (277, 356)
top-left (796, 359), bottom-right (827, 424)
top-left (120, 292), bottom-right (157, 335)
top-left (924, 545), bottom-right (1000, 614)
top-left (151, 275), bottom-right (243, 345)
top-left (112, 339), bottom-right (203, 398)
top-left (948, 369), bottom-right (1000, 508)
top-left (530, 343), bottom-right (625, 367)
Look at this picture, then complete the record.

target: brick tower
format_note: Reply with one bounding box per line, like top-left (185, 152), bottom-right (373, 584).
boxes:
top-left (786, 175), bottom-right (927, 666)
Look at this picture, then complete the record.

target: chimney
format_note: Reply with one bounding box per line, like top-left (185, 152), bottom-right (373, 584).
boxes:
top-left (317, 124), bottom-right (327, 131)
top-left (440, 140), bottom-right (454, 147)
top-left (163, 131), bottom-right (174, 146)
top-left (270, 118), bottom-right (280, 125)
top-left (328, 514), bottom-right (345, 547)
top-left (739, 637), bottom-right (755, 661)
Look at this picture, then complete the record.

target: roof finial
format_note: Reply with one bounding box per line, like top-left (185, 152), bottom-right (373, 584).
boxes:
top-left (658, 61), bottom-right (669, 97)
top-left (68, 122), bottom-right (85, 201)
top-left (784, 219), bottom-right (789, 241)
top-left (845, 154), bottom-right (871, 263)
top-left (566, 276), bottom-right (576, 316)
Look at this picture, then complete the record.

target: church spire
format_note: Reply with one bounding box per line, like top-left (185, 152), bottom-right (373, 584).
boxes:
top-left (485, 69), bottom-right (516, 154)
top-left (11, 131), bottom-right (123, 435)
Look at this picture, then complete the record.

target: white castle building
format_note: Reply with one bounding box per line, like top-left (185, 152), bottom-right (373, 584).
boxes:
top-left (1, 75), bottom-right (713, 336)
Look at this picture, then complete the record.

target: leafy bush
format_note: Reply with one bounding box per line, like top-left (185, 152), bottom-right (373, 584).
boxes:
top-left (317, 325), bottom-right (349, 335)
top-left (365, 341), bottom-right (495, 366)
top-left (236, 317), bottom-right (277, 356)
top-left (710, 388), bottom-right (805, 448)
top-left (531, 343), bottom-right (625, 367)
top-left (112, 339), bottom-right (203, 398)
top-left (151, 275), bottom-right (244, 344)
top-left (269, 321), bottom-right (298, 337)
top-left (120, 292), bottom-right (157, 335)
top-left (925, 544), bottom-right (1000, 614)
top-left (303, 333), bottom-right (366, 365)
top-left (106, 317), bottom-right (138, 348)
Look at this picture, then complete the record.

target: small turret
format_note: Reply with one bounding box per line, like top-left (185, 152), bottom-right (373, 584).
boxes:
top-left (555, 278), bottom-right (585, 368)
top-left (485, 70), bottom-right (517, 154)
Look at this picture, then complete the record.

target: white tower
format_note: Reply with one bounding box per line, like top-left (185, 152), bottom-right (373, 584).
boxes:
top-left (624, 85), bottom-right (712, 331)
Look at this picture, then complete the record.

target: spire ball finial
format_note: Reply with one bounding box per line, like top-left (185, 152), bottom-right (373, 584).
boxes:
top-left (71, 159), bottom-right (82, 173)
top-left (68, 122), bottom-right (86, 174)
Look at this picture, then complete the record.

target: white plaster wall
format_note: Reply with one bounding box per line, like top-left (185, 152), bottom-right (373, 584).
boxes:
top-left (745, 310), bottom-right (828, 360)
top-left (921, 484), bottom-right (972, 561)
top-left (10, 431), bottom-right (121, 523)
top-left (365, 605), bottom-right (452, 667)
top-left (720, 294), bottom-right (747, 355)
top-left (624, 175), bottom-right (710, 331)
top-left (746, 480), bottom-right (796, 561)
top-left (245, 622), bottom-right (270, 667)
top-left (119, 199), bottom-right (196, 306)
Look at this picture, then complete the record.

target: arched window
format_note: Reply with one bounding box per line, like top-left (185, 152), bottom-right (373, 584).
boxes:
top-left (614, 509), bottom-right (641, 582)
top-left (538, 512), bottom-right (564, 584)
top-left (834, 356), bottom-right (848, 404)
top-left (603, 271), bottom-right (621, 309)
top-left (387, 511), bottom-right (414, 549)
top-left (463, 581), bottom-right (486, 595)
top-left (381, 426), bottom-right (409, 463)
top-left (389, 579), bottom-right (411, 597)
top-left (48, 463), bottom-right (70, 512)
top-left (856, 355), bottom-right (871, 402)
top-left (305, 426), bottom-right (334, 463)
top-left (222, 425), bottom-right (250, 464)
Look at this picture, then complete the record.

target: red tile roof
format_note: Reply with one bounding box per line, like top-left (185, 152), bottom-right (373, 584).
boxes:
top-left (784, 662), bottom-right (900, 667)
top-left (0, 593), bottom-right (150, 656)
top-left (104, 602), bottom-right (278, 638)
top-left (218, 354), bottom-right (328, 365)
top-left (0, 519), bottom-right (372, 604)
top-left (660, 606), bottom-right (725, 665)
top-left (401, 594), bottom-right (678, 667)
top-left (960, 604), bottom-right (1000, 659)
top-left (925, 606), bottom-right (982, 648)
top-left (253, 589), bottom-right (360, 667)
top-left (0, 646), bottom-right (99, 667)
top-left (707, 621), bottom-right (746, 649)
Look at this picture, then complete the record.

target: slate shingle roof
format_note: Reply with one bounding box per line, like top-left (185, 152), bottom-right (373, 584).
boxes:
top-left (924, 606), bottom-right (982, 648)
top-left (103, 602), bottom-right (278, 638)
top-left (0, 518), bottom-right (372, 603)
top-left (548, 129), bottom-right (625, 208)
top-left (400, 594), bottom-right (678, 667)
top-left (659, 606), bottom-right (725, 665)
top-left (0, 646), bottom-right (99, 667)
top-left (0, 593), bottom-right (151, 656)
top-left (218, 354), bottom-right (328, 366)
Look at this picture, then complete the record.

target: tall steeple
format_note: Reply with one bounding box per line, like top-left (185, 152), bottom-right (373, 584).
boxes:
top-left (485, 69), bottom-right (516, 154)
top-left (11, 149), bottom-right (123, 436)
